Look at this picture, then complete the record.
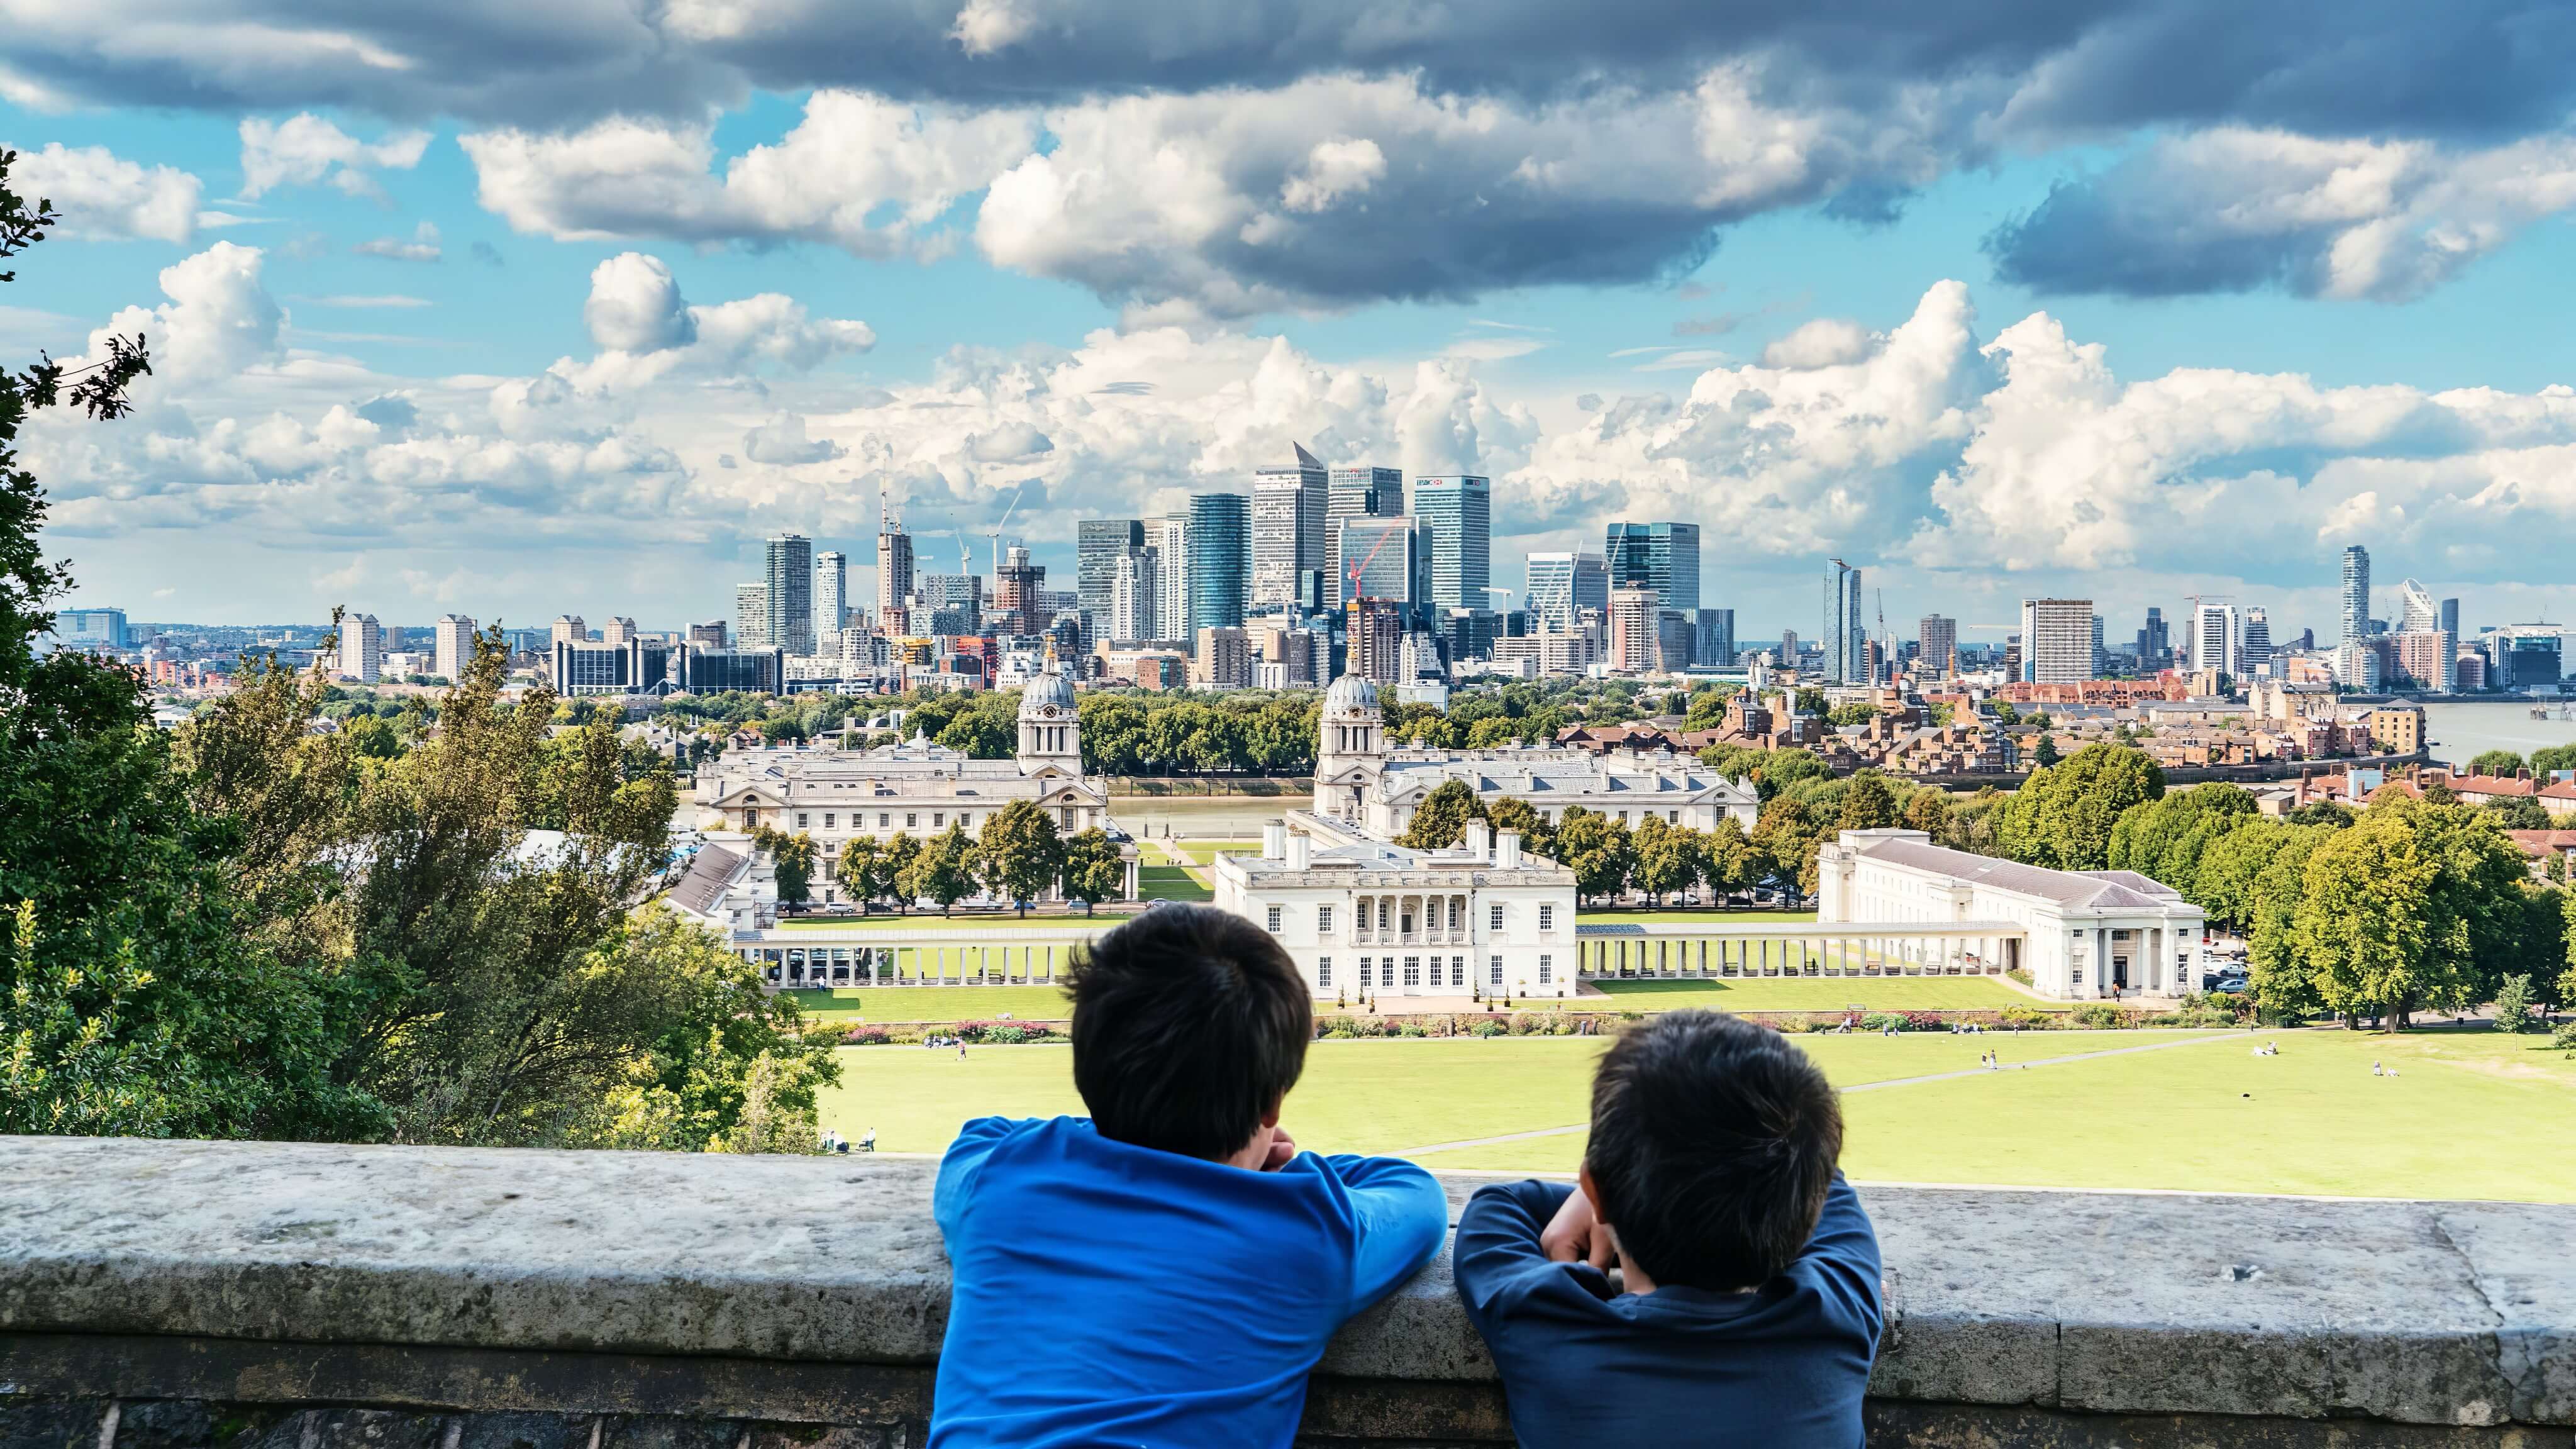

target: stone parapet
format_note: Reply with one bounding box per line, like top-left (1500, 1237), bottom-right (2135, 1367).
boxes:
top-left (1, 1137), bottom-right (2568, 1446)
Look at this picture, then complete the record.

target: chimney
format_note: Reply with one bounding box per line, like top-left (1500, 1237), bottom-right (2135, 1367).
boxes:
top-left (1262, 821), bottom-right (1287, 860)
top-left (1496, 830), bottom-right (1522, 871)
top-left (1465, 819), bottom-right (1492, 862)
top-left (1287, 831), bottom-right (1310, 871)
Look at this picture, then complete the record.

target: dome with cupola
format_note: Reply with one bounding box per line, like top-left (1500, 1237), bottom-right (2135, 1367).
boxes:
top-left (1019, 665), bottom-right (1077, 719)
top-left (1322, 672), bottom-right (1380, 718)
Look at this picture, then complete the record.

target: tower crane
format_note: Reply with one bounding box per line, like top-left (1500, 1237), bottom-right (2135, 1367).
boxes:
top-left (986, 481), bottom-right (1028, 579)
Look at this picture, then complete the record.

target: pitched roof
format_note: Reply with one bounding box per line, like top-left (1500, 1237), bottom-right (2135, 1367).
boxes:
top-left (668, 844), bottom-right (746, 916)
top-left (1850, 835), bottom-right (2196, 913)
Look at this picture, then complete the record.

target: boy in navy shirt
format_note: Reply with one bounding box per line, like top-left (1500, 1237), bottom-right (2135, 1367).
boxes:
top-left (930, 904), bottom-right (1448, 1448)
top-left (1455, 1010), bottom-right (1884, 1448)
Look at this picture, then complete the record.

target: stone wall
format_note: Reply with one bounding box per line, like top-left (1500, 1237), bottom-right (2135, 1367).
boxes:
top-left (2, 1138), bottom-right (2570, 1447)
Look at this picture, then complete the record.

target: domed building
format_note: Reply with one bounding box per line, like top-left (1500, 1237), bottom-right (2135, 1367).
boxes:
top-left (696, 663), bottom-right (1121, 908)
top-left (1311, 670), bottom-right (1758, 840)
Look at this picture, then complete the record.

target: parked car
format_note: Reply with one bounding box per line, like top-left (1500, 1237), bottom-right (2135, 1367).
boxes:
top-left (2202, 970), bottom-right (2250, 995)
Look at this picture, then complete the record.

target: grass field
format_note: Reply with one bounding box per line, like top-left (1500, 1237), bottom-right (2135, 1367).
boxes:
top-left (1577, 909), bottom-right (1818, 924)
top-left (1580, 977), bottom-right (2028, 1011)
top-left (818, 1028), bottom-right (2576, 1202)
top-left (785, 985), bottom-right (1070, 1021)
top-left (774, 913), bottom-right (1130, 931)
top-left (1136, 865), bottom-right (1212, 901)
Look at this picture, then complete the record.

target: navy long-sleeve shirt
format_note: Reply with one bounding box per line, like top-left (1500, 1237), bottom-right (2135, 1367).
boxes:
top-left (1453, 1175), bottom-right (1884, 1449)
top-left (930, 1116), bottom-right (1448, 1448)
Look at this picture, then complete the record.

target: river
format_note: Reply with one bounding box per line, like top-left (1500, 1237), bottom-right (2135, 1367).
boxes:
top-left (2419, 701), bottom-right (2576, 767)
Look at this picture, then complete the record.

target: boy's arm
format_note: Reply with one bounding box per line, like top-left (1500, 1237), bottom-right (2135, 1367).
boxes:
top-left (1321, 1153), bottom-right (1450, 1316)
top-left (1451, 1179), bottom-right (1574, 1318)
top-left (931, 1116), bottom-right (1022, 1239)
top-left (1799, 1172), bottom-right (1886, 1341)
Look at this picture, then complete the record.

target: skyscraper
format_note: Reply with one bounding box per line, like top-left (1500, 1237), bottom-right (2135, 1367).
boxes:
top-left (2192, 602), bottom-right (2241, 679)
top-left (1186, 492), bottom-right (1250, 633)
top-left (1695, 608), bottom-right (1736, 668)
top-left (550, 616), bottom-right (588, 648)
top-left (1604, 522), bottom-right (1701, 613)
top-left (1525, 550), bottom-right (1607, 631)
top-left (2090, 614), bottom-right (2106, 676)
top-left (2018, 598), bottom-right (2094, 683)
top-left (2398, 578), bottom-right (2439, 635)
top-left (1412, 475), bottom-right (1491, 612)
top-left (1338, 514), bottom-right (1417, 606)
top-left (815, 550), bottom-right (847, 638)
top-left (433, 613), bottom-right (477, 682)
top-left (1078, 518), bottom-right (1145, 621)
top-left (1825, 559), bottom-right (1863, 684)
top-left (1918, 614), bottom-right (1957, 678)
top-left (2341, 545), bottom-right (2371, 643)
top-left (2241, 607), bottom-right (2272, 670)
top-left (337, 613), bottom-right (383, 685)
top-left (1351, 597), bottom-right (1406, 684)
top-left (1252, 443), bottom-right (1328, 609)
top-left (1609, 587), bottom-right (1659, 673)
top-left (2136, 607), bottom-right (2168, 670)
top-left (1324, 465), bottom-right (1402, 599)
top-left (2440, 597), bottom-right (2461, 641)
top-left (765, 533), bottom-right (814, 655)
top-left (1146, 516), bottom-right (1189, 643)
top-left (875, 493), bottom-right (914, 627)
top-left (599, 616), bottom-right (637, 645)
top-left (735, 584), bottom-right (769, 647)
top-left (994, 544), bottom-right (1045, 637)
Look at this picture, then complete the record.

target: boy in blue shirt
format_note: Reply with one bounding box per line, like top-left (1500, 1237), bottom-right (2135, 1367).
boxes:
top-left (1455, 1010), bottom-right (1884, 1448)
top-left (930, 903), bottom-right (1448, 1447)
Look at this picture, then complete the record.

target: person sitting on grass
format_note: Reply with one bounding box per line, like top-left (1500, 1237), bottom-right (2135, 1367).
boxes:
top-left (1454, 1010), bottom-right (1884, 1449)
top-left (929, 904), bottom-right (1448, 1447)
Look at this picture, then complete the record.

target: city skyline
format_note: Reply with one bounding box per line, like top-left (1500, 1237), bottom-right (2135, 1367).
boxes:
top-left (9, 7), bottom-right (2576, 635)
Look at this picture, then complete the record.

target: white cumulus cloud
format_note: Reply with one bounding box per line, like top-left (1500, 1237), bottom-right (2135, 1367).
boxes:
top-left (238, 113), bottom-right (431, 198)
top-left (8, 142), bottom-right (201, 243)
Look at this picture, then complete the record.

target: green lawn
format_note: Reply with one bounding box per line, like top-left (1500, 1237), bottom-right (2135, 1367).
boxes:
top-left (1577, 976), bottom-right (2028, 1012)
top-left (786, 985), bottom-right (1072, 1022)
top-left (1137, 865), bottom-right (1213, 901)
top-left (774, 913), bottom-right (1130, 931)
top-left (819, 1028), bottom-right (2576, 1202)
top-left (1170, 840), bottom-right (1260, 865)
top-left (1577, 909), bottom-right (1818, 924)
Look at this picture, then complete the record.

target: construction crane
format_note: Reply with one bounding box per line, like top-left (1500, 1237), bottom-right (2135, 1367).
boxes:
top-left (985, 480), bottom-right (1028, 578)
top-left (1876, 587), bottom-right (1887, 685)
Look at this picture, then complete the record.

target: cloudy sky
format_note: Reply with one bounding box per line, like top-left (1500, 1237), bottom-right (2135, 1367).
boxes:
top-left (8, 0), bottom-right (2576, 644)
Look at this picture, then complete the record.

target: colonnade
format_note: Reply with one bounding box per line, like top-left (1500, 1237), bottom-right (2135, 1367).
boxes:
top-left (738, 930), bottom-right (1102, 987)
top-left (1574, 926), bottom-right (2024, 979)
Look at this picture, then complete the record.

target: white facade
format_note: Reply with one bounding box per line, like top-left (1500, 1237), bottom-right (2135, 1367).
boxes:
top-left (2018, 598), bottom-right (2094, 683)
top-left (1818, 828), bottom-right (2207, 999)
top-left (1214, 814), bottom-right (1578, 1000)
top-left (696, 667), bottom-right (1111, 905)
top-left (1312, 672), bottom-right (1758, 838)
top-left (337, 613), bottom-right (383, 684)
top-left (432, 614), bottom-right (476, 682)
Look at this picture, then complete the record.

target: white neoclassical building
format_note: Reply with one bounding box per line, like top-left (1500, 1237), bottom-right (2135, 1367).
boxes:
top-left (1213, 812), bottom-right (1580, 1001)
top-left (1817, 828), bottom-right (2208, 999)
top-left (1312, 674), bottom-right (1758, 838)
top-left (694, 668), bottom-right (1125, 904)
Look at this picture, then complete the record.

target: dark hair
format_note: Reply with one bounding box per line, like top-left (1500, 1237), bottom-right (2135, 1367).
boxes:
top-left (1064, 903), bottom-right (1313, 1160)
top-left (1584, 1010), bottom-right (1841, 1291)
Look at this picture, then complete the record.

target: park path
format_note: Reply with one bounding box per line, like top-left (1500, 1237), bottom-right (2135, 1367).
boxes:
top-left (1386, 1031), bottom-right (2252, 1159)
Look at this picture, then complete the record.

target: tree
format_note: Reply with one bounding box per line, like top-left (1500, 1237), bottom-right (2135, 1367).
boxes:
top-left (978, 799), bottom-right (1064, 916)
top-left (1682, 686), bottom-right (1739, 731)
top-left (2485, 796), bottom-right (2553, 830)
top-left (1550, 807), bottom-right (1634, 905)
top-left (1399, 779), bottom-right (1488, 849)
top-left (1751, 795), bottom-right (1828, 897)
top-left (2492, 974), bottom-right (2538, 1033)
top-left (1989, 701), bottom-right (2021, 726)
top-left (836, 836), bottom-right (887, 913)
top-left (2468, 749), bottom-right (2527, 778)
top-left (2289, 799), bottom-right (2529, 1028)
top-left (2032, 732), bottom-right (2061, 768)
top-left (1793, 687), bottom-right (1828, 717)
top-left (1750, 748), bottom-right (1829, 798)
top-left (2530, 744), bottom-right (2576, 777)
top-left (908, 823), bottom-right (979, 915)
top-left (1059, 829), bottom-right (1124, 915)
top-left (2107, 783), bottom-right (2258, 905)
top-left (881, 833), bottom-right (924, 913)
top-left (1992, 743), bottom-right (2165, 871)
top-left (755, 828), bottom-right (817, 904)
top-left (1630, 818), bottom-right (1697, 906)
top-left (1695, 817), bottom-right (1757, 901)
top-left (1902, 788), bottom-right (1954, 841)
top-left (1836, 771), bottom-right (1899, 833)
top-left (1826, 702), bottom-right (1880, 728)
top-left (1485, 795), bottom-right (1553, 859)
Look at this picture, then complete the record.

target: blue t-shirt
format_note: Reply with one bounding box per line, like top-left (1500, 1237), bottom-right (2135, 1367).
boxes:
top-left (1453, 1175), bottom-right (1884, 1449)
top-left (930, 1116), bottom-right (1448, 1448)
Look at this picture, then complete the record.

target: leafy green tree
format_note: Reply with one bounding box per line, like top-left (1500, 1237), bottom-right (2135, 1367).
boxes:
top-left (2492, 974), bottom-right (2537, 1033)
top-left (1695, 817), bottom-right (1757, 901)
top-left (2287, 800), bottom-right (2357, 829)
top-left (835, 836), bottom-right (887, 913)
top-left (978, 799), bottom-right (1063, 915)
top-left (2485, 796), bottom-right (2553, 830)
top-left (1989, 701), bottom-right (2021, 726)
top-left (2290, 799), bottom-right (2529, 1028)
top-left (2529, 744), bottom-right (2576, 777)
top-left (1059, 829), bottom-right (1125, 915)
top-left (1793, 687), bottom-right (1828, 717)
top-left (1682, 686), bottom-right (1739, 731)
top-left (1901, 787), bottom-right (1954, 840)
top-left (935, 697), bottom-right (1018, 758)
top-left (1836, 770), bottom-right (1899, 833)
top-left (2107, 783), bottom-right (2258, 904)
top-left (2032, 732), bottom-right (2061, 767)
top-left (2468, 749), bottom-right (2527, 778)
top-left (755, 828), bottom-right (817, 904)
top-left (1993, 743), bottom-right (2165, 870)
top-left (1629, 818), bottom-right (1697, 906)
top-left (908, 823), bottom-right (979, 914)
top-left (1398, 779), bottom-right (1489, 849)
top-left (1752, 794), bottom-right (1828, 897)
top-left (881, 832), bottom-right (924, 913)
top-left (1550, 807), bottom-right (1634, 904)
top-left (1485, 795), bottom-right (1553, 859)
top-left (1750, 748), bottom-right (1829, 798)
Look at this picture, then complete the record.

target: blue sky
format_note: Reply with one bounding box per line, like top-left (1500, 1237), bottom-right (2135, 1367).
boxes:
top-left (7, 1), bottom-right (2576, 645)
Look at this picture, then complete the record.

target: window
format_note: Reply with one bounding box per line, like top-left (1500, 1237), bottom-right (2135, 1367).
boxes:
top-left (1318, 957), bottom-right (1333, 990)
top-left (878, 813), bottom-right (889, 828)
top-left (1318, 905), bottom-right (1335, 934)
top-left (906, 813), bottom-right (918, 828)
top-left (1489, 903), bottom-right (1504, 933)
top-left (1538, 955), bottom-right (1553, 985)
top-left (1490, 956), bottom-right (1504, 985)
top-left (1538, 904), bottom-right (1555, 931)
top-left (1451, 955), bottom-right (1465, 987)
top-left (797, 813), bottom-right (809, 829)
top-left (823, 813), bottom-right (835, 830)
top-left (933, 813), bottom-right (945, 827)
top-left (1380, 958), bottom-right (1395, 988)
top-left (1378, 900), bottom-right (1391, 931)
top-left (1402, 957), bottom-right (1421, 987)
top-left (1266, 905), bottom-right (1283, 933)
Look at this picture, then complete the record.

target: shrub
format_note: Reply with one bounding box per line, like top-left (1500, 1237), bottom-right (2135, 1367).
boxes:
top-left (1902, 1011), bottom-right (1946, 1031)
top-left (2001, 1004), bottom-right (2053, 1028)
top-left (1316, 1015), bottom-right (1358, 1038)
top-left (2006, 968), bottom-right (2034, 987)
top-left (953, 1019), bottom-right (1052, 1045)
top-left (1471, 1019), bottom-right (1507, 1038)
top-left (985, 1026), bottom-right (1031, 1045)
top-left (841, 1025), bottom-right (890, 1046)
top-left (2170, 994), bottom-right (2238, 1029)
top-left (1397, 1022), bottom-right (1427, 1038)
top-left (2492, 974), bottom-right (2536, 1034)
top-left (2553, 1019), bottom-right (2576, 1055)
top-left (2067, 1002), bottom-right (2125, 1030)
top-left (1807, 1013), bottom-right (1847, 1033)
top-left (1323, 1027), bottom-right (1357, 1040)
top-left (1775, 1016), bottom-right (1814, 1033)
top-left (1859, 1012), bottom-right (1907, 1033)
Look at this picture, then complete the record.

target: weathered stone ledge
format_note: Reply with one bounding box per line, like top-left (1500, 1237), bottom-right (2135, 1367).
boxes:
top-left (1, 1136), bottom-right (2570, 1445)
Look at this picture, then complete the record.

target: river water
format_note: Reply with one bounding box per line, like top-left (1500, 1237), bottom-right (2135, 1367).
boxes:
top-left (2419, 701), bottom-right (2576, 767)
